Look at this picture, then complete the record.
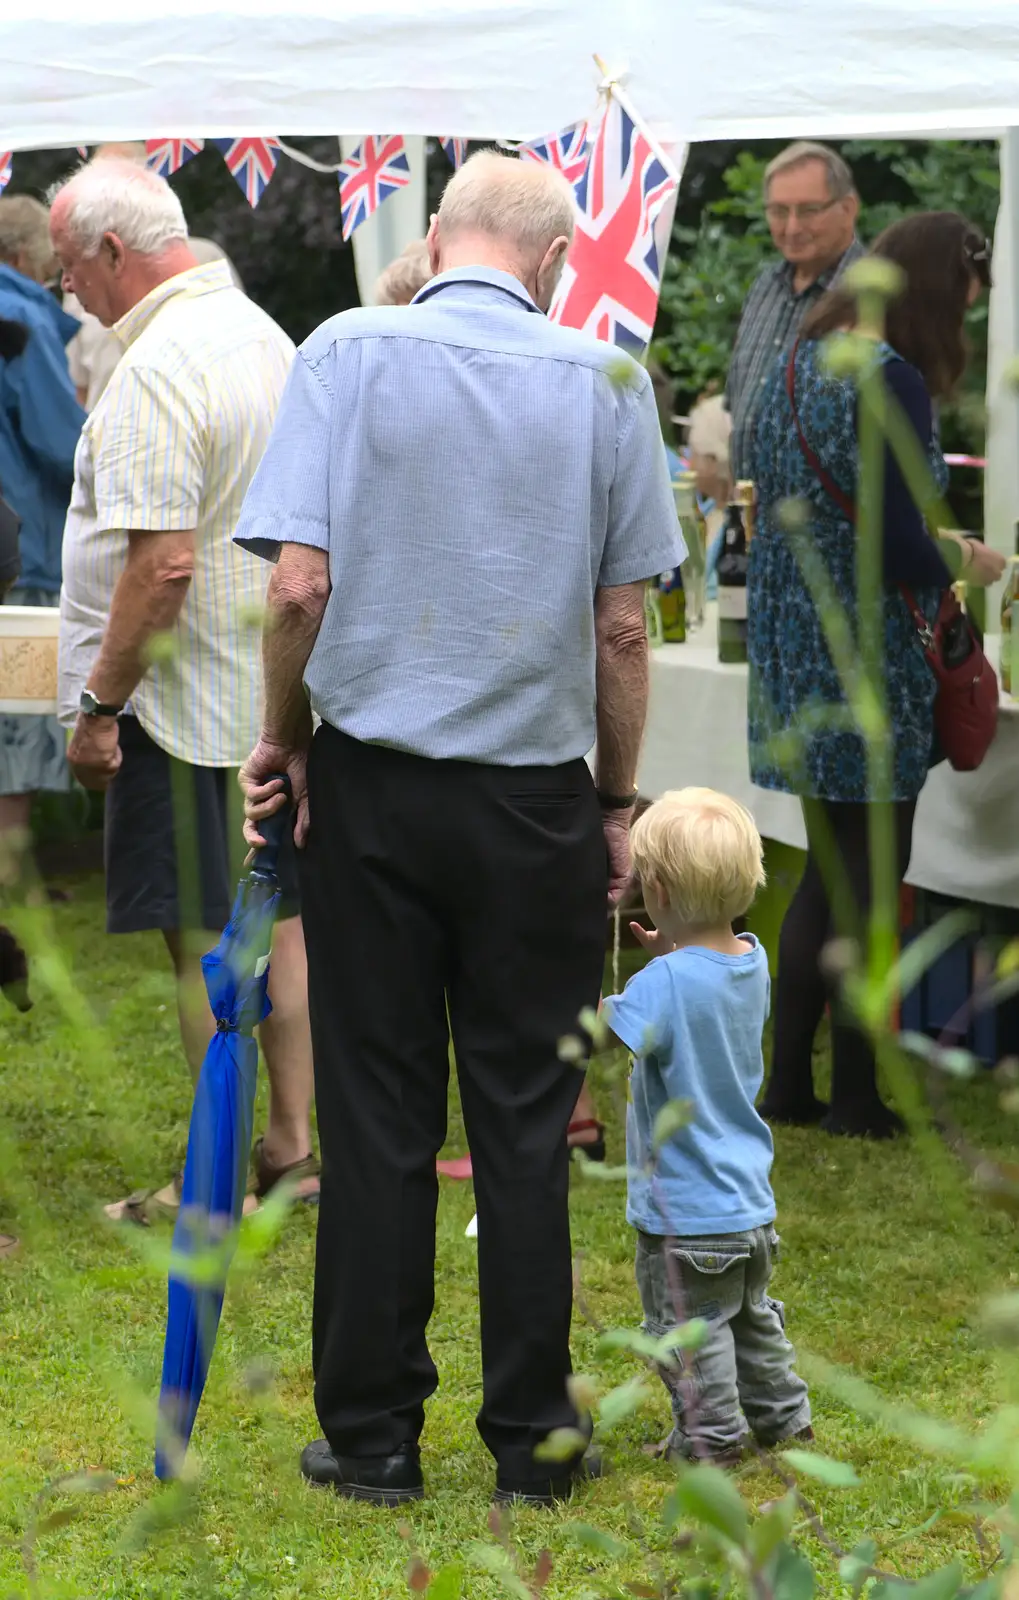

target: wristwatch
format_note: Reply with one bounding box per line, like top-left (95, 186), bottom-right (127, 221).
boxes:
top-left (79, 687), bottom-right (123, 718)
top-left (597, 787), bottom-right (638, 811)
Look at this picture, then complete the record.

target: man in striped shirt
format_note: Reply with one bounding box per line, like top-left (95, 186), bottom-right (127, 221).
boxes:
top-left (50, 159), bottom-right (318, 1221)
top-left (726, 142), bottom-right (864, 479)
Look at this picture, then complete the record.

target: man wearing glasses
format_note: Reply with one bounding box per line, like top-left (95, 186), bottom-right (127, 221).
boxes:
top-left (726, 142), bottom-right (863, 478)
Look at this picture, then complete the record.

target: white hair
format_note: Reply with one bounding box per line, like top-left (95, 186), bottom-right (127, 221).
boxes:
top-left (49, 158), bottom-right (188, 258)
top-left (687, 396), bottom-right (732, 464)
top-left (437, 149), bottom-right (575, 260)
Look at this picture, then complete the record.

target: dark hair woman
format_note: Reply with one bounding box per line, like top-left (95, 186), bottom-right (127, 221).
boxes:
top-left (747, 211), bottom-right (1004, 1139)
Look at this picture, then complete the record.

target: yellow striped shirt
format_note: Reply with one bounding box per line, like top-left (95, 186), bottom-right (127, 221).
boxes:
top-left (59, 261), bottom-right (295, 765)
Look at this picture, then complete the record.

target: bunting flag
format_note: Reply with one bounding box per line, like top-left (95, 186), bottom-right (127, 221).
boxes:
top-left (440, 137), bottom-right (468, 169)
top-left (337, 135), bottom-right (411, 240)
top-left (77, 147), bottom-right (88, 160)
top-left (519, 122), bottom-right (590, 186)
top-left (0, 152), bottom-right (11, 195)
top-left (146, 138), bottom-right (205, 179)
top-left (550, 97), bottom-right (677, 356)
top-left (212, 137), bottom-right (280, 207)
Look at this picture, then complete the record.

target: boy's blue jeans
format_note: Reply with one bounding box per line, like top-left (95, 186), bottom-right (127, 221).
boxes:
top-left (636, 1225), bottom-right (811, 1458)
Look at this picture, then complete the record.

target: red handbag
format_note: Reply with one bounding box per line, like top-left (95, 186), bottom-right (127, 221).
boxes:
top-left (784, 343), bottom-right (998, 773)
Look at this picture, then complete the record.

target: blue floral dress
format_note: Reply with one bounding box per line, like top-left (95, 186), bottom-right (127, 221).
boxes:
top-left (747, 340), bottom-right (944, 803)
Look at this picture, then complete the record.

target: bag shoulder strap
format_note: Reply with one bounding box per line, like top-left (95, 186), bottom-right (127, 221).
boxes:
top-left (784, 340), bottom-right (932, 649)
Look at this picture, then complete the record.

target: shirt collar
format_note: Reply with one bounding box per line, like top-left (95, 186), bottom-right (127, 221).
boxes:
top-left (779, 237), bottom-right (862, 297)
top-left (114, 259), bottom-right (234, 349)
top-left (411, 265), bottom-right (542, 314)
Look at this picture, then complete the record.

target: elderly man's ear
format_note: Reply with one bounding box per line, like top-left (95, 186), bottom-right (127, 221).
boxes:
top-left (533, 234), bottom-right (570, 313)
top-left (426, 214), bottom-right (441, 277)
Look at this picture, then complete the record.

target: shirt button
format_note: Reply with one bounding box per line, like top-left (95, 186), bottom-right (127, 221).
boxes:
top-left (760, 377), bottom-right (767, 386)
top-left (706, 1256), bottom-right (716, 1267)
top-left (774, 336), bottom-right (781, 345)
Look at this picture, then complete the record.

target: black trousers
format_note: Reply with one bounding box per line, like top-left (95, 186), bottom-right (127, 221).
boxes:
top-left (768, 796), bottom-right (917, 1127)
top-left (298, 724), bottom-right (607, 1477)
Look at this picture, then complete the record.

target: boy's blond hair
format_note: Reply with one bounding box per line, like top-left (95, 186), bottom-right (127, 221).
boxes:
top-left (630, 787), bottom-right (766, 927)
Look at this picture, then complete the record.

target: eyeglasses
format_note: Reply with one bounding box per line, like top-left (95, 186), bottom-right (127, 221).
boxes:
top-left (764, 199), bottom-right (840, 226)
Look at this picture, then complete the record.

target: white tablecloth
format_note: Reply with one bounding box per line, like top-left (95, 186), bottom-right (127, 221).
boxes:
top-left (638, 604), bottom-right (1019, 909)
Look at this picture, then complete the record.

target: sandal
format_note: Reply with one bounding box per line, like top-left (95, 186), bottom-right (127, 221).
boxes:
top-left (107, 1172), bottom-right (183, 1227)
top-left (251, 1138), bottom-right (320, 1204)
top-left (568, 1119), bottom-right (606, 1162)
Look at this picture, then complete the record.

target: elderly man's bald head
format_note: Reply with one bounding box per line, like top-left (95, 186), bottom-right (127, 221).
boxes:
top-left (427, 150), bottom-right (576, 312)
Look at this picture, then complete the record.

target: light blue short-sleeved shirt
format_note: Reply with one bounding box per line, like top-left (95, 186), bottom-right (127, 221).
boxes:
top-left (233, 266), bottom-right (685, 766)
top-left (603, 936), bottom-right (775, 1237)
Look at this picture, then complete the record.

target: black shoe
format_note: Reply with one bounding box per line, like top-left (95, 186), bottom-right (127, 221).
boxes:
top-left (493, 1449), bottom-right (603, 1507)
top-left (299, 1438), bottom-right (423, 1506)
top-left (820, 1105), bottom-right (904, 1140)
top-left (758, 1093), bottom-right (828, 1126)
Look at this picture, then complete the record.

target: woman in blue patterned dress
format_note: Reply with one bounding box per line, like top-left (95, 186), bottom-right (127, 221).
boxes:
top-left (747, 212), bottom-right (1003, 1138)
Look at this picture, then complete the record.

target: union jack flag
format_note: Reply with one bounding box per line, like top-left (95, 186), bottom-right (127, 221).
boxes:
top-left (519, 121), bottom-right (590, 186)
top-left (213, 137), bottom-right (280, 207)
top-left (337, 135), bottom-right (411, 241)
top-left (550, 98), bottom-right (678, 356)
top-left (440, 138), bottom-right (468, 169)
top-left (146, 138), bottom-right (205, 179)
top-left (0, 152), bottom-right (11, 195)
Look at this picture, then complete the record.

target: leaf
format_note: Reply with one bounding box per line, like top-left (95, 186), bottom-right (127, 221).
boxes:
top-left (882, 909), bottom-right (975, 1008)
top-left (568, 1373), bottom-right (599, 1414)
top-left (599, 1377), bottom-right (647, 1429)
top-left (769, 1543), bottom-right (815, 1600)
top-left (575, 1159), bottom-right (630, 1181)
top-left (426, 1567), bottom-right (464, 1600)
top-left (656, 1320), bottom-right (709, 1357)
top-left (651, 1099), bottom-right (694, 1154)
top-left (910, 1560), bottom-right (965, 1600)
top-left (568, 1523), bottom-right (629, 1559)
top-left (35, 1508), bottom-right (79, 1535)
top-left (748, 1494), bottom-right (796, 1564)
top-left (408, 1555), bottom-right (431, 1592)
top-left (781, 1448), bottom-right (860, 1487)
top-left (665, 1465), bottom-right (748, 1547)
top-left (532, 1549), bottom-right (553, 1589)
top-left (839, 1540), bottom-right (878, 1596)
top-left (598, 1327), bottom-right (663, 1361)
top-left (467, 1543), bottom-right (532, 1600)
top-left (533, 1426), bottom-right (587, 1463)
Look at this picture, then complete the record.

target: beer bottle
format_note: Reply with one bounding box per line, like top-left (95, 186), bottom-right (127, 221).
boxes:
top-left (717, 480), bottom-right (754, 664)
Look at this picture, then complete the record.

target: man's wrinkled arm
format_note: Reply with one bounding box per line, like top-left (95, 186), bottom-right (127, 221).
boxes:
top-left (261, 544), bottom-right (331, 747)
top-left (594, 580), bottom-right (649, 796)
top-left (86, 528), bottom-right (195, 706)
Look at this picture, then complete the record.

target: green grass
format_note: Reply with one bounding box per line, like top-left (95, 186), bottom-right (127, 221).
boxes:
top-left (1, 872), bottom-right (1018, 1598)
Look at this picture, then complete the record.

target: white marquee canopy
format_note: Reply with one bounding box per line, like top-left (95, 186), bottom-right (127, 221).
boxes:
top-left (1, 0), bottom-right (1019, 153)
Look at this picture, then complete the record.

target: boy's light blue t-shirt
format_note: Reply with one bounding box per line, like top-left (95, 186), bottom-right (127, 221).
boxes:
top-left (604, 936), bottom-right (775, 1237)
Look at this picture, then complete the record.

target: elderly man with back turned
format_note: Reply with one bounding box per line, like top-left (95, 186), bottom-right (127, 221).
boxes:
top-left (727, 142), bottom-right (863, 479)
top-left (48, 159), bottom-right (318, 1221)
top-left (236, 150), bottom-right (685, 1507)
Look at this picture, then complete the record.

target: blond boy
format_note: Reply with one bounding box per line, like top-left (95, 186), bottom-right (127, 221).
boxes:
top-left (603, 788), bottom-right (811, 1464)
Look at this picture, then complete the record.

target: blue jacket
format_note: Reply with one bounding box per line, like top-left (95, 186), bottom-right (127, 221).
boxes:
top-left (0, 265), bottom-right (85, 591)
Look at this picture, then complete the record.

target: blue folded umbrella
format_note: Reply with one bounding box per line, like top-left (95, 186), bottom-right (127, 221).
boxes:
top-left (154, 779), bottom-right (291, 1481)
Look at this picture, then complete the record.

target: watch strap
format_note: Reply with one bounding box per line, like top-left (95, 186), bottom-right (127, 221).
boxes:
top-left (80, 688), bottom-right (123, 718)
top-left (597, 787), bottom-right (638, 811)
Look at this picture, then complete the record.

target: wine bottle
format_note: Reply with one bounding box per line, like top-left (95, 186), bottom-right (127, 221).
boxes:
top-left (1000, 530), bottom-right (1019, 696)
top-left (717, 481), bottom-right (754, 665)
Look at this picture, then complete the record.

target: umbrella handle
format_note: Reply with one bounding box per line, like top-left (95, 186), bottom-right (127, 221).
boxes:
top-left (251, 773), bottom-right (292, 879)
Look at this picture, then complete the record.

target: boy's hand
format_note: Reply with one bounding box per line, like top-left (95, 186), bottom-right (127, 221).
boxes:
top-left (630, 922), bottom-right (677, 958)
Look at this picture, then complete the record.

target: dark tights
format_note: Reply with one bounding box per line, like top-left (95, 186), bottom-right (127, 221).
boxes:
top-left (763, 796), bottom-right (917, 1138)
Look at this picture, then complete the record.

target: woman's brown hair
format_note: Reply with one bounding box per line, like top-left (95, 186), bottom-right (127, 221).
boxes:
top-left (800, 210), bottom-right (991, 399)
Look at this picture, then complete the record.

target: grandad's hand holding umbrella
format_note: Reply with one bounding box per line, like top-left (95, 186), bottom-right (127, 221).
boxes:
top-left (155, 775), bottom-right (294, 1480)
